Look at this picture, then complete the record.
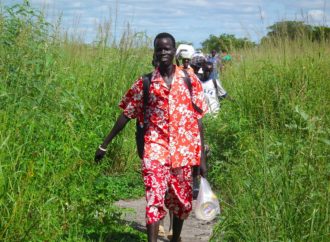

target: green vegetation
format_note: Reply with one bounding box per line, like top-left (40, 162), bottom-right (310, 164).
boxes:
top-left (1, 2), bottom-right (329, 241)
top-left (208, 38), bottom-right (330, 241)
top-left (202, 33), bottom-right (256, 53)
top-left (202, 21), bottom-right (330, 53)
top-left (262, 20), bottom-right (330, 43)
top-left (0, 2), bottom-right (148, 241)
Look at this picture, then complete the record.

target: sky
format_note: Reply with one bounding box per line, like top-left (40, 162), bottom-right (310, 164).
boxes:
top-left (2, 0), bottom-right (330, 47)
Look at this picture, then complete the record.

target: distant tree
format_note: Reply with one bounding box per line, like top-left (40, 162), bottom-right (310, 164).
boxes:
top-left (312, 26), bottom-right (330, 42)
top-left (201, 34), bottom-right (255, 53)
top-left (266, 21), bottom-right (313, 40)
top-left (200, 34), bottom-right (221, 52)
top-left (262, 20), bottom-right (330, 43)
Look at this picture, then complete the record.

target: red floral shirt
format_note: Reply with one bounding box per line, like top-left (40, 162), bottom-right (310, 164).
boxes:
top-left (119, 65), bottom-right (208, 168)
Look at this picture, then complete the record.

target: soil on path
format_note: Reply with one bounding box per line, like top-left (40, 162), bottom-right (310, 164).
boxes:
top-left (115, 197), bottom-right (216, 242)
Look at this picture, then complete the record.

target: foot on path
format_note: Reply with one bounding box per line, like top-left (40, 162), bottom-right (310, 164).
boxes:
top-left (115, 197), bottom-right (216, 242)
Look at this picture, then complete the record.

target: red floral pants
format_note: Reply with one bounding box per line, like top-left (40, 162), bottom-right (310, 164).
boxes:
top-left (142, 161), bottom-right (193, 225)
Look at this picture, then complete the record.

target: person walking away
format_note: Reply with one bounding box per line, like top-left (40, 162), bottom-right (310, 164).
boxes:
top-left (94, 32), bottom-right (208, 242)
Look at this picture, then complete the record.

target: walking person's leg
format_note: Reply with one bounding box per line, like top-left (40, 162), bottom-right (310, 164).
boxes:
top-left (147, 221), bottom-right (160, 242)
top-left (171, 216), bottom-right (184, 242)
top-left (143, 161), bottom-right (171, 242)
top-left (166, 165), bottom-right (193, 242)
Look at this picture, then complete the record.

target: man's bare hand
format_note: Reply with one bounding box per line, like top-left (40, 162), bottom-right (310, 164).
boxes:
top-left (199, 159), bottom-right (207, 178)
top-left (94, 147), bottom-right (106, 163)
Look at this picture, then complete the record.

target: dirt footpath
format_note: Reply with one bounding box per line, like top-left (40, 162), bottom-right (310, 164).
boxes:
top-left (115, 197), bottom-right (216, 242)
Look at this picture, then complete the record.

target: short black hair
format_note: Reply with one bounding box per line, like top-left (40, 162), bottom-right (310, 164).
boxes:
top-left (154, 32), bottom-right (176, 48)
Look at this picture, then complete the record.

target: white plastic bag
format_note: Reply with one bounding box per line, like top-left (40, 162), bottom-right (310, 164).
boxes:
top-left (195, 177), bottom-right (220, 221)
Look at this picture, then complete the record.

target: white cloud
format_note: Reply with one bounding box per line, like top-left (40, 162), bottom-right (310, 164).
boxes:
top-left (308, 9), bottom-right (326, 22)
top-left (284, 0), bottom-right (327, 9)
top-left (2, 0), bottom-right (330, 47)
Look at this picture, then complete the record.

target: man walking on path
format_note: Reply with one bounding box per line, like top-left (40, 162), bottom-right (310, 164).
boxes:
top-left (94, 32), bottom-right (208, 242)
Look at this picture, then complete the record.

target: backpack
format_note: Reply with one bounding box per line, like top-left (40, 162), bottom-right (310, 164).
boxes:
top-left (135, 70), bottom-right (203, 159)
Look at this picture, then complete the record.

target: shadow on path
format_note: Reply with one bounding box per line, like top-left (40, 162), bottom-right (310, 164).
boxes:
top-left (115, 197), bottom-right (216, 242)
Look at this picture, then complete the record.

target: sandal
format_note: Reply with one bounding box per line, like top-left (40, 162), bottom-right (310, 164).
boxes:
top-left (167, 234), bottom-right (182, 242)
top-left (158, 225), bottom-right (166, 237)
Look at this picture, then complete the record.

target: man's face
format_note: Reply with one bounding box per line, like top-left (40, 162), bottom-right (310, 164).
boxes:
top-left (182, 58), bottom-right (190, 68)
top-left (202, 64), bottom-right (213, 80)
top-left (154, 37), bottom-right (175, 67)
top-left (211, 50), bottom-right (217, 57)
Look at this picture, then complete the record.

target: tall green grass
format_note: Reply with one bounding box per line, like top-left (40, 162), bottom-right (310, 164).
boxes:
top-left (208, 38), bottom-right (329, 241)
top-left (1, 2), bottom-right (329, 241)
top-left (0, 2), bottom-right (149, 241)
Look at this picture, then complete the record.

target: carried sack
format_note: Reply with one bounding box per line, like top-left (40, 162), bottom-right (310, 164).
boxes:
top-left (135, 70), bottom-right (203, 159)
top-left (195, 177), bottom-right (220, 221)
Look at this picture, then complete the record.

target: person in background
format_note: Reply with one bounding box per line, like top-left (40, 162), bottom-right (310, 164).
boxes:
top-left (94, 32), bottom-right (208, 242)
top-left (221, 50), bottom-right (232, 72)
top-left (221, 50), bottom-right (232, 62)
top-left (190, 53), bottom-right (206, 80)
top-left (200, 61), bottom-right (229, 115)
top-left (207, 49), bottom-right (222, 79)
top-left (176, 49), bottom-right (194, 74)
top-left (190, 53), bottom-right (209, 199)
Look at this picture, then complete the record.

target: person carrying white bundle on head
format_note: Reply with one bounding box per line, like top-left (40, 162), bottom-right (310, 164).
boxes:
top-left (175, 44), bottom-right (195, 74)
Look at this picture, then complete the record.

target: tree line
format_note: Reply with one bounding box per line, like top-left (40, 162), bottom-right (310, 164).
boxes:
top-left (201, 21), bottom-right (330, 53)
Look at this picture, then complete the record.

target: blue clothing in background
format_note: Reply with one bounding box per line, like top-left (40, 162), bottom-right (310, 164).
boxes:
top-left (207, 55), bottom-right (221, 79)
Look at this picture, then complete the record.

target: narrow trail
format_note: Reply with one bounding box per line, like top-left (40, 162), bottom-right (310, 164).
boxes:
top-left (115, 197), bottom-right (216, 242)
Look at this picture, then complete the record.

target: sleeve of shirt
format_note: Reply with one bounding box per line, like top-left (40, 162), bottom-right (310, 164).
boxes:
top-left (216, 79), bottom-right (227, 97)
top-left (190, 73), bottom-right (208, 119)
top-left (118, 78), bottom-right (143, 119)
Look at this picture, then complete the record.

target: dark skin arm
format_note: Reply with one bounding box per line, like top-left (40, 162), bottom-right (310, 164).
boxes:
top-left (218, 93), bottom-right (234, 102)
top-left (94, 112), bottom-right (130, 162)
top-left (198, 118), bottom-right (207, 177)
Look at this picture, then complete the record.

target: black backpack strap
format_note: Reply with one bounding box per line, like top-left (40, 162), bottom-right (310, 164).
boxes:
top-left (136, 72), bottom-right (152, 159)
top-left (142, 72), bottom-right (152, 125)
top-left (182, 69), bottom-right (203, 114)
top-left (212, 78), bottom-right (219, 97)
